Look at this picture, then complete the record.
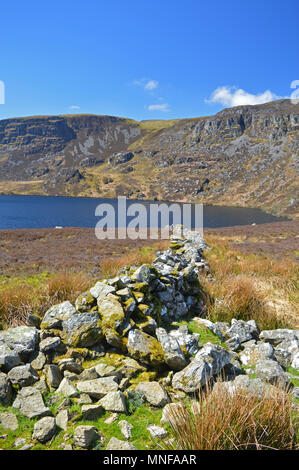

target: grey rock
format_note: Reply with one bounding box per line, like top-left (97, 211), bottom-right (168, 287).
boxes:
top-left (77, 377), bottom-right (118, 399)
top-left (74, 425), bottom-right (100, 449)
top-left (226, 319), bottom-right (259, 344)
top-left (239, 342), bottom-right (274, 366)
top-left (147, 424), bottom-right (168, 439)
top-left (172, 343), bottom-right (231, 393)
top-left (127, 329), bottom-right (165, 368)
top-left (169, 325), bottom-right (200, 355)
top-left (39, 336), bottom-right (62, 353)
top-left (135, 381), bottom-right (168, 407)
top-left (255, 359), bottom-right (289, 387)
top-left (32, 417), bottom-right (56, 443)
top-left (81, 404), bottom-right (104, 421)
top-left (156, 328), bottom-right (187, 370)
top-left (55, 378), bottom-right (78, 397)
top-left (8, 364), bottom-right (39, 388)
top-left (55, 409), bottom-right (70, 430)
top-left (0, 343), bottom-right (21, 372)
top-left (0, 412), bottom-right (18, 431)
top-left (57, 358), bottom-right (84, 374)
top-left (99, 391), bottom-right (127, 413)
top-left (0, 372), bottom-right (12, 406)
top-left (30, 351), bottom-right (46, 370)
top-left (2, 326), bottom-right (39, 361)
top-left (62, 312), bottom-right (102, 348)
top-left (41, 301), bottom-right (76, 330)
top-left (12, 387), bottom-right (51, 418)
top-left (118, 420), bottom-right (133, 439)
top-left (106, 437), bottom-right (137, 450)
top-left (44, 364), bottom-right (63, 389)
top-left (90, 281), bottom-right (115, 299)
top-left (260, 329), bottom-right (299, 346)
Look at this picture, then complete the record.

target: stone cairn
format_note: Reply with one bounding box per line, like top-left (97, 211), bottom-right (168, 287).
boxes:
top-left (0, 227), bottom-right (298, 449)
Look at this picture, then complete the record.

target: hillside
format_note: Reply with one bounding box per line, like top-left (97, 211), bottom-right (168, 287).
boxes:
top-left (0, 99), bottom-right (298, 219)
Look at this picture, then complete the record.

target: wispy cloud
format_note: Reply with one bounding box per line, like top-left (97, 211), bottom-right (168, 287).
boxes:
top-left (133, 78), bottom-right (159, 91)
top-left (69, 105), bottom-right (80, 109)
top-left (206, 86), bottom-right (283, 107)
top-left (148, 103), bottom-right (170, 112)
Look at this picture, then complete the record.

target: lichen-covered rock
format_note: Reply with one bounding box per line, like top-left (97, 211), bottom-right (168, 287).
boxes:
top-left (239, 342), bottom-right (274, 366)
top-left (62, 312), bottom-right (103, 347)
top-left (12, 387), bottom-right (51, 418)
top-left (147, 424), bottom-right (168, 439)
top-left (44, 364), bottom-right (63, 389)
top-left (39, 336), bottom-right (62, 353)
top-left (77, 377), bottom-right (119, 399)
top-left (99, 391), bottom-right (127, 413)
top-left (97, 295), bottom-right (127, 349)
top-left (156, 328), bottom-right (187, 370)
top-left (55, 409), bottom-right (69, 430)
top-left (255, 359), bottom-right (289, 387)
top-left (172, 343), bottom-right (231, 393)
top-left (1, 326), bottom-right (39, 361)
top-left (0, 372), bottom-right (12, 406)
top-left (225, 319), bottom-right (259, 344)
top-left (214, 375), bottom-right (280, 399)
top-left (8, 364), bottom-right (39, 388)
top-left (260, 329), bottom-right (299, 346)
top-left (135, 381), bottom-right (168, 407)
top-left (291, 352), bottom-right (299, 371)
top-left (32, 417), bottom-right (56, 443)
top-left (30, 351), bottom-right (46, 371)
top-left (41, 301), bottom-right (76, 330)
top-left (0, 343), bottom-right (21, 372)
top-left (75, 291), bottom-right (97, 313)
top-left (168, 325), bottom-right (200, 356)
top-left (127, 329), bottom-right (165, 368)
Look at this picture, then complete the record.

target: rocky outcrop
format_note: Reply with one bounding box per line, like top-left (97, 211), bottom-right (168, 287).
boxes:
top-left (0, 227), bottom-right (298, 450)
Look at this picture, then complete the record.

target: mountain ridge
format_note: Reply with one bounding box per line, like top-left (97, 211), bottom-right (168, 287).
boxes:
top-left (0, 99), bottom-right (298, 219)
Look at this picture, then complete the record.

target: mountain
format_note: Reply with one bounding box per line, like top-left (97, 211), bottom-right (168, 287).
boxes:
top-left (0, 99), bottom-right (298, 219)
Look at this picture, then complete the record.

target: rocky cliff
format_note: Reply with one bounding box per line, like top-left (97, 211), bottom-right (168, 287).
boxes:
top-left (0, 99), bottom-right (298, 218)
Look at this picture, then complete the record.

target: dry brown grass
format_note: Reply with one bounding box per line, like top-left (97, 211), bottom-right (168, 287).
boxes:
top-left (202, 234), bottom-right (299, 329)
top-left (161, 383), bottom-right (297, 450)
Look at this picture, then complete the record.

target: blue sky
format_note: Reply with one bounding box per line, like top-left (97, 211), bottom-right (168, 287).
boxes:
top-left (0, 0), bottom-right (298, 121)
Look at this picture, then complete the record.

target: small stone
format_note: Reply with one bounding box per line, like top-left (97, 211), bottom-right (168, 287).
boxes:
top-left (90, 281), bottom-right (115, 299)
top-left (104, 413), bottom-right (118, 424)
top-left (118, 420), bottom-right (133, 439)
top-left (106, 437), bottom-right (137, 450)
top-left (0, 343), bottom-right (21, 372)
top-left (31, 351), bottom-right (46, 370)
top-left (81, 404), bottom-right (104, 421)
top-left (0, 372), bottom-right (12, 406)
top-left (0, 412), bottom-right (18, 431)
top-left (56, 409), bottom-right (69, 430)
top-left (14, 438), bottom-right (26, 447)
top-left (136, 382), bottom-right (168, 407)
top-left (39, 337), bottom-right (62, 353)
top-left (55, 378), bottom-right (78, 397)
top-left (99, 391), bottom-right (127, 413)
top-left (74, 425), bottom-right (100, 449)
top-left (32, 417), bottom-right (56, 443)
top-left (12, 387), bottom-right (51, 419)
top-left (76, 377), bottom-right (118, 399)
top-left (147, 425), bottom-right (168, 439)
top-left (44, 364), bottom-right (63, 389)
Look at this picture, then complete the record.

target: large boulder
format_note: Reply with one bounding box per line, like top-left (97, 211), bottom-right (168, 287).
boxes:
top-left (172, 343), bottom-right (231, 393)
top-left (127, 329), bottom-right (165, 368)
top-left (8, 364), bottom-right (39, 388)
top-left (32, 417), bottom-right (56, 443)
top-left (41, 301), bottom-right (76, 330)
top-left (12, 387), bottom-right (51, 419)
top-left (62, 312), bottom-right (103, 347)
top-left (255, 359), bottom-right (289, 387)
top-left (0, 343), bottom-right (21, 372)
top-left (1, 326), bottom-right (39, 361)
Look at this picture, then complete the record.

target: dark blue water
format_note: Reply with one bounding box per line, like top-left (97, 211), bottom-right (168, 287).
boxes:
top-left (0, 195), bottom-right (289, 230)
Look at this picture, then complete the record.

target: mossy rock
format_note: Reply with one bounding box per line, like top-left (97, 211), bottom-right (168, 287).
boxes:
top-left (75, 291), bottom-right (98, 313)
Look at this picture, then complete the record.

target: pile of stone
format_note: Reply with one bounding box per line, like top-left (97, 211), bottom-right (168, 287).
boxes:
top-left (0, 227), bottom-right (298, 449)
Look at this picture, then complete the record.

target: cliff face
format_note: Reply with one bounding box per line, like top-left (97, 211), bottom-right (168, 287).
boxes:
top-left (0, 99), bottom-right (298, 218)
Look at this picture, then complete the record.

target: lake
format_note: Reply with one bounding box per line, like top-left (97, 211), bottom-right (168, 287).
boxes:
top-left (0, 194), bottom-right (289, 230)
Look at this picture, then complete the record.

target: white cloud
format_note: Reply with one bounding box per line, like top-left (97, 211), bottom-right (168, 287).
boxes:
top-left (148, 103), bottom-right (170, 112)
top-left (206, 86), bottom-right (282, 107)
top-left (144, 80), bottom-right (158, 90)
top-left (69, 105), bottom-right (80, 109)
top-left (133, 78), bottom-right (159, 91)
